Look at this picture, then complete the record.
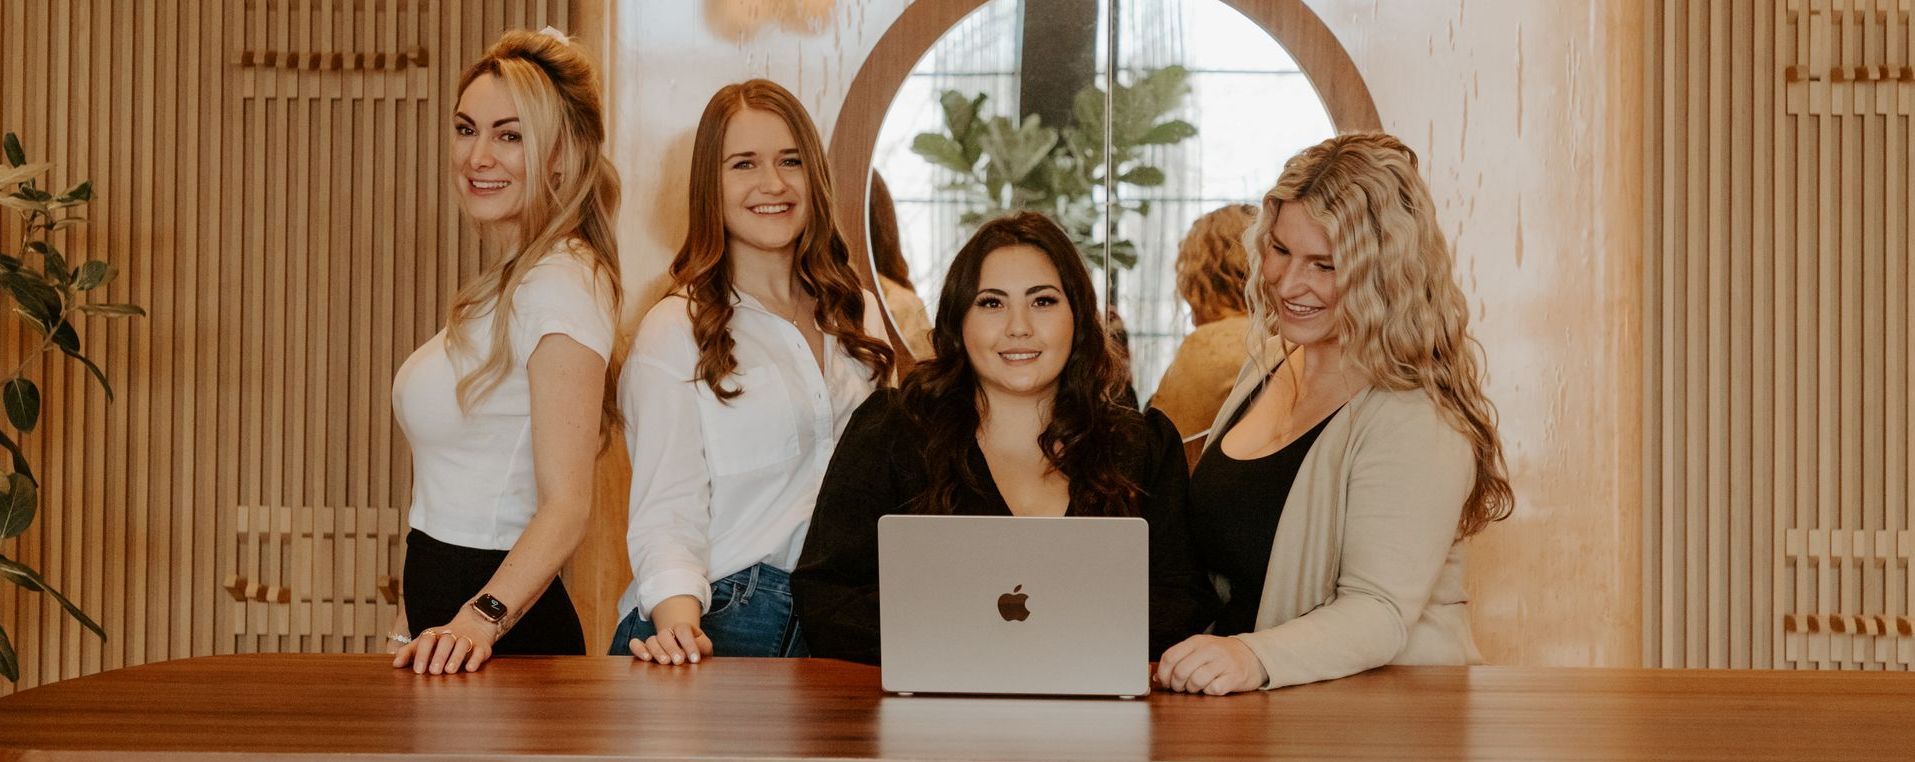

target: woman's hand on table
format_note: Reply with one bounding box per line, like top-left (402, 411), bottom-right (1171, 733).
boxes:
top-left (628, 595), bottom-right (714, 665)
top-left (392, 607), bottom-right (499, 674)
top-left (1155, 635), bottom-right (1267, 695)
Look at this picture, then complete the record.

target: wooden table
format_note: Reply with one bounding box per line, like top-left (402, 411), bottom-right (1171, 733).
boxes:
top-left (1, 655), bottom-right (1912, 760)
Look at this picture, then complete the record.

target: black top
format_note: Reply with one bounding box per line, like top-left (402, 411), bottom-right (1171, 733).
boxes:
top-left (792, 389), bottom-right (1220, 665)
top-left (1188, 378), bottom-right (1339, 637)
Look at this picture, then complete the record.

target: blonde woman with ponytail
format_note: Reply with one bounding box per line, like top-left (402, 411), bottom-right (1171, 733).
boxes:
top-left (388, 28), bottom-right (622, 674)
top-left (1157, 133), bottom-right (1514, 694)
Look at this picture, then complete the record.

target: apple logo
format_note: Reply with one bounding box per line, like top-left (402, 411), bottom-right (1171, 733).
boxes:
top-left (997, 585), bottom-right (1031, 622)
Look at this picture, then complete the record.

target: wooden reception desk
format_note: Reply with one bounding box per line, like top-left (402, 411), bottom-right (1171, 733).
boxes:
top-left (1, 655), bottom-right (1912, 760)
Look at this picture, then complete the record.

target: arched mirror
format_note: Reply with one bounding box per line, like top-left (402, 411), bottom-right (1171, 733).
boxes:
top-left (830, 0), bottom-right (1377, 437)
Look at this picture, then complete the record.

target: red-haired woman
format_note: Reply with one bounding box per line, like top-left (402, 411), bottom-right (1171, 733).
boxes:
top-left (613, 79), bottom-right (894, 663)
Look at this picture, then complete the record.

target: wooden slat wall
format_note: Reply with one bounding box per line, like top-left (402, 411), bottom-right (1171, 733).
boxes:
top-left (0, 0), bottom-right (580, 694)
top-left (1644, 0), bottom-right (1914, 669)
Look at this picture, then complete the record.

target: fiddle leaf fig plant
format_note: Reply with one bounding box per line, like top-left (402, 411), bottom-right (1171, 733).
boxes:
top-left (911, 65), bottom-right (1196, 273)
top-left (0, 131), bottom-right (144, 682)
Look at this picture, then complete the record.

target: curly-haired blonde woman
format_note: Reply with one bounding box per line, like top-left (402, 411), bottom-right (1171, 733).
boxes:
top-left (1157, 133), bottom-right (1514, 694)
top-left (389, 28), bottom-right (623, 673)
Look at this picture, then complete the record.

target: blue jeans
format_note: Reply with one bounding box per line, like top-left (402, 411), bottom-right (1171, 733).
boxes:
top-left (609, 563), bottom-right (809, 658)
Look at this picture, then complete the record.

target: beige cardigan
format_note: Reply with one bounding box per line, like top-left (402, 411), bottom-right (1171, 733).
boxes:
top-left (1200, 341), bottom-right (1484, 689)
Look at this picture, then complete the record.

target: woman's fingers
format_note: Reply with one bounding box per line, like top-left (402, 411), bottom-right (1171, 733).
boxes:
top-left (445, 636), bottom-right (473, 675)
top-left (424, 630), bottom-right (460, 675)
top-left (391, 639), bottom-right (418, 668)
top-left (463, 642), bottom-right (493, 673)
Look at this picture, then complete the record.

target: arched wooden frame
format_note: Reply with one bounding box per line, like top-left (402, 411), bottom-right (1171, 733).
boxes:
top-left (827, 0), bottom-right (1380, 367)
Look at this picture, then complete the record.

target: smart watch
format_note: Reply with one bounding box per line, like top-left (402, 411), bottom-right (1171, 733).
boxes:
top-left (469, 593), bottom-right (508, 626)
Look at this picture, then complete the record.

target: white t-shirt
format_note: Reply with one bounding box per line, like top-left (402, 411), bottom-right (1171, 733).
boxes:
top-left (393, 240), bottom-right (617, 551)
top-left (617, 289), bottom-right (888, 619)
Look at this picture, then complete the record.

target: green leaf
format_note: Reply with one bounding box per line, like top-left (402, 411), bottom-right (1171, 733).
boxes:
top-left (0, 554), bottom-right (105, 640)
top-left (1118, 166), bottom-right (1166, 187)
top-left (0, 554), bottom-right (42, 591)
top-left (77, 303), bottom-right (144, 317)
top-left (73, 261), bottom-right (112, 290)
top-left (49, 216), bottom-right (85, 231)
top-left (938, 90), bottom-right (979, 140)
top-left (56, 333), bottom-right (113, 401)
top-left (47, 254), bottom-right (70, 285)
top-left (0, 622), bottom-right (17, 682)
top-left (0, 253), bottom-right (20, 271)
top-left (0, 429), bottom-right (33, 484)
top-left (0, 195), bottom-right (48, 214)
top-left (40, 248), bottom-right (70, 286)
top-left (2, 132), bottom-right (23, 168)
top-left (3, 378), bottom-right (39, 434)
top-left (909, 133), bottom-right (975, 175)
top-left (1, 271), bottom-right (63, 327)
top-left (0, 163), bottom-right (52, 190)
top-left (978, 114), bottom-right (1058, 188)
top-left (50, 320), bottom-right (77, 354)
top-left (0, 473), bottom-right (34, 539)
top-left (59, 180), bottom-right (91, 202)
top-left (1136, 119), bottom-right (1198, 146)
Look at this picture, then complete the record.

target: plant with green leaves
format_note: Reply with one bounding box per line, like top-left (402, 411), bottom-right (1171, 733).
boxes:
top-left (0, 131), bottom-right (145, 682)
top-left (909, 65), bottom-right (1197, 273)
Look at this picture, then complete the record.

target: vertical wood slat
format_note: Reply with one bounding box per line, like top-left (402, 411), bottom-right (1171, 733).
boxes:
top-left (1642, 0), bottom-right (1666, 668)
top-left (1706, 0), bottom-right (1731, 671)
top-left (1649, 0), bottom-right (1915, 670)
top-left (1892, 0), bottom-right (1912, 669)
top-left (1684, 0), bottom-right (1709, 669)
top-left (1754, 0), bottom-right (1777, 670)
top-left (1728, 0), bottom-right (1754, 670)
top-left (2, 1), bottom-right (579, 693)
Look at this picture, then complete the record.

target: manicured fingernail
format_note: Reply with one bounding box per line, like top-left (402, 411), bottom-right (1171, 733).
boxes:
top-left (689, 654), bottom-right (699, 663)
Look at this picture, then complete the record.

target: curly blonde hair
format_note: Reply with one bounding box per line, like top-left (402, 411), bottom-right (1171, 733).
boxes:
top-left (1173, 203), bottom-right (1256, 325)
top-left (1244, 133), bottom-right (1513, 537)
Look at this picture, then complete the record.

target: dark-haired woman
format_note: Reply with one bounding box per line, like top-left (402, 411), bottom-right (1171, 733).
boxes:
top-left (791, 211), bottom-right (1217, 665)
top-left (614, 79), bottom-right (894, 664)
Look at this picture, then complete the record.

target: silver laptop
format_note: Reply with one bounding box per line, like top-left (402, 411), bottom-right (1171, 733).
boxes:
top-left (878, 514), bottom-right (1150, 698)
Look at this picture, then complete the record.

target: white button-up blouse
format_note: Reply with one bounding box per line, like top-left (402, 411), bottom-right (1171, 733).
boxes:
top-left (616, 289), bottom-right (889, 620)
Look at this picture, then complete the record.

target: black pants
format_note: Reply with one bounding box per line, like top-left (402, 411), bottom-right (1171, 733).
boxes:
top-left (402, 529), bottom-right (586, 655)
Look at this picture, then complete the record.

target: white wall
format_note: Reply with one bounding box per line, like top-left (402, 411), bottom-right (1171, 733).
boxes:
top-left (1290, 0), bottom-right (1642, 668)
top-left (602, 0), bottom-right (913, 310)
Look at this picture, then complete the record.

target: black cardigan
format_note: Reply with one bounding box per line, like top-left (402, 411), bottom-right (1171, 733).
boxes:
top-left (792, 389), bottom-right (1219, 664)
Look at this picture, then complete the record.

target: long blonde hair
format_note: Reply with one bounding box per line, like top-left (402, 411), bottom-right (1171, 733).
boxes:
top-left (1244, 133), bottom-right (1513, 537)
top-left (444, 30), bottom-right (624, 436)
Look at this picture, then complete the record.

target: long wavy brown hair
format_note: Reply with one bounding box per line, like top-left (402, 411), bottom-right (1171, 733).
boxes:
top-left (670, 79), bottom-right (892, 400)
top-left (444, 29), bottom-right (623, 438)
top-left (901, 212), bottom-right (1145, 517)
top-left (1244, 133), bottom-right (1514, 537)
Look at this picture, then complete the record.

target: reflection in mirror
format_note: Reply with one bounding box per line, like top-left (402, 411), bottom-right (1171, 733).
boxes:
top-left (867, 0), bottom-right (1335, 431)
top-left (1109, 0), bottom-right (1334, 434)
top-left (868, 0), bottom-right (1109, 359)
